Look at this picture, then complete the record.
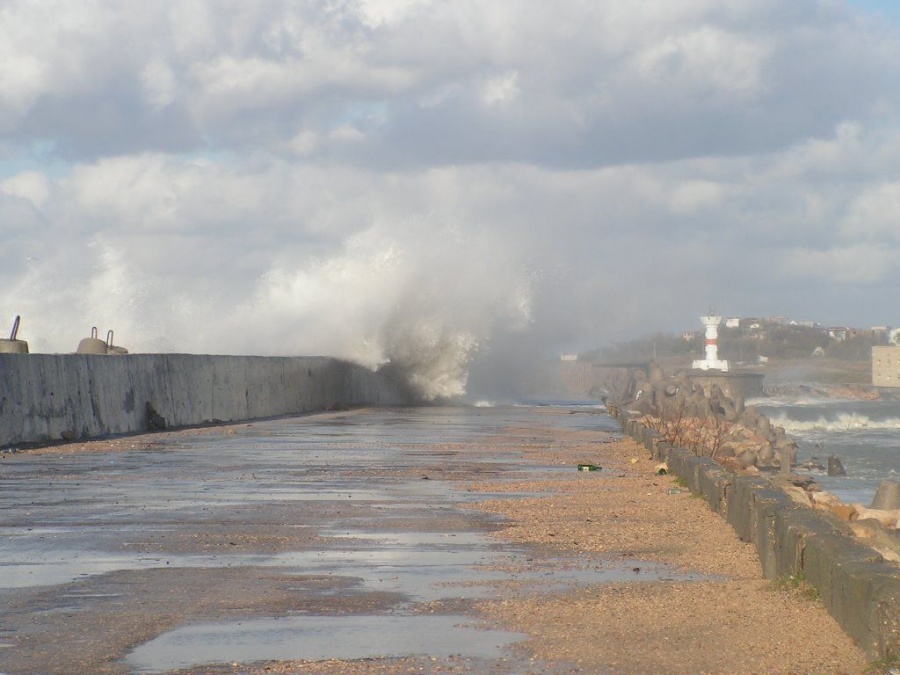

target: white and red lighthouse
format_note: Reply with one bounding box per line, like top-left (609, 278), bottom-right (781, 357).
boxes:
top-left (692, 315), bottom-right (729, 372)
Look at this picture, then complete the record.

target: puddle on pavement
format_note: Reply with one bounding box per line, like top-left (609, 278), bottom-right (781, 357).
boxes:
top-left (126, 615), bottom-right (527, 674)
top-left (0, 524), bottom-right (711, 595)
top-left (269, 531), bottom-right (713, 601)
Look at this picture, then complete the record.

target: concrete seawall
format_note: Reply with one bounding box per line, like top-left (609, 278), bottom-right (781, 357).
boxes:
top-left (611, 407), bottom-right (900, 662)
top-left (0, 354), bottom-right (409, 447)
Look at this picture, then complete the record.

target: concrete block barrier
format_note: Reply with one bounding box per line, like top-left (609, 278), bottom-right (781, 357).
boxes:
top-left (752, 487), bottom-right (798, 580)
top-left (824, 553), bottom-right (900, 657)
top-left (642, 428), bottom-right (659, 455)
top-left (666, 447), bottom-right (689, 481)
top-left (697, 463), bottom-right (729, 516)
top-left (774, 508), bottom-right (850, 579)
top-left (627, 419), bottom-right (641, 442)
top-left (634, 422), bottom-right (648, 445)
top-left (653, 440), bottom-right (671, 462)
top-left (684, 456), bottom-right (717, 494)
top-left (803, 533), bottom-right (885, 640)
top-left (867, 568), bottom-right (900, 657)
top-left (610, 410), bottom-right (900, 661)
top-left (726, 475), bottom-right (771, 544)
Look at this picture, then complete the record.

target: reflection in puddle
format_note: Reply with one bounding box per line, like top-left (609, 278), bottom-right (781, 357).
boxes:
top-left (301, 532), bottom-right (714, 599)
top-left (127, 615), bottom-right (526, 673)
top-left (0, 526), bottom-right (713, 594)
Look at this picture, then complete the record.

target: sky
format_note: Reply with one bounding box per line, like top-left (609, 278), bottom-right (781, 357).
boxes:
top-left (2, 0), bottom-right (900, 397)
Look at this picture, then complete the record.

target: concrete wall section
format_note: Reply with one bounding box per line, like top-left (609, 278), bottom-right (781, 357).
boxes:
top-left (608, 405), bottom-right (900, 661)
top-left (0, 354), bottom-right (408, 447)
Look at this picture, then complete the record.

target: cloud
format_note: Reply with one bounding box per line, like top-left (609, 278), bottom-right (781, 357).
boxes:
top-left (481, 71), bottom-right (520, 108)
top-left (780, 244), bottom-right (896, 284)
top-left (632, 24), bottom-right (772, 102)
top-left (0, 1), bottom-right (895, 165)
top-left (841, 181), bottom-right (900, 242)
top-left (1, 170), bottom-right (50, 208)
top-left (357, 0), bottom-right (431, 28)
top-left (4, 1), bottom-right (900, 396)
top-left (141, 58), bottom-right (179, 110)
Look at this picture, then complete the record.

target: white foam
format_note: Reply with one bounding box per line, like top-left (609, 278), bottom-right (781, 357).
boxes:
top-left (472, 400), bottom-right (495, 408)
top-left (768, 412), bottom-right (900, 433)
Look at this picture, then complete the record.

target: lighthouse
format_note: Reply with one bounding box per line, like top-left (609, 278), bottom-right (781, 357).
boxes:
top-left (692, 315), bottom-right (729, 372)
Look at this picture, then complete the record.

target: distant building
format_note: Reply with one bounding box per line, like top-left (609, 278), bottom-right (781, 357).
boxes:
top-left (744, 319), bottom-right (763, 332)
top-left (560, 353), bottom-right (578, 361)
top-left (682, 331), bottom-right (699, 341)
top-left (725, 318), bottom-right (740, 329)
top-left (827, 326), bottom-right (850, 341)
top-left (872, 346), bottom-right (900, 387)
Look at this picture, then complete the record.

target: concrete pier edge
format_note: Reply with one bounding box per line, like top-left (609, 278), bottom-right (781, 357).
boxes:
top-left (0, 353), bottom-right (410, 448)
top-left (610, 404), bottom-right (900, 662)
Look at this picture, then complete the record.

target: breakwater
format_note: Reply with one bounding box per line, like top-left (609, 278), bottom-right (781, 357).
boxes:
top-left (607, 401), bottom-right (900, 661)
top-left (0, 354), bottom-right (409, 448)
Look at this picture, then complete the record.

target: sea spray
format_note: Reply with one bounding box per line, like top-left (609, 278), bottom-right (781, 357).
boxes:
top-left (767, 412), bottom-right (900, 433)
top-left (379, 319), bottom-right (478, 400)
top-left (134, 223), bottom-right (530, 400)
top-left (9, 219), bottom-right (533, 400)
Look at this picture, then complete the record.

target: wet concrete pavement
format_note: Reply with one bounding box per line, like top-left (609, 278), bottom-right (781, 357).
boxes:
top-left (0, 405), bottom-right (683, 674)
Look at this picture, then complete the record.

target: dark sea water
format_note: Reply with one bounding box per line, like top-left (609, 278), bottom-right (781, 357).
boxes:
top-left (753, 396), bottom-right (900, 505)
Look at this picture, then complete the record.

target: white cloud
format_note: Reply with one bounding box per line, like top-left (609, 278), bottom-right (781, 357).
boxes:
top-left (358, 0), bottom-right (432, 27)
top-left (1, 171), bottom-right (50, 208)
top-left (780, 244), bottom-right (895, 284)
top-left (329, 125), bottom-right (367, 143)
top-left (668, 179), bottom-right (729, 215)
top-left (0, 0), bottom-right (892, 165)
top-left (141, 58), bottom-right (178, 110)
top-left (286, 130), bottom-right (319, 156)
top-left (840, 181), bottom-right (900, 241)
top-left (5, 0), bottom-right (900, 395)
top-left (482, 72), bottom-right (520, 107)
top-left (0, 52), bottom-right (46, 124)
top-left (633, 25), bottom-right (772, 101)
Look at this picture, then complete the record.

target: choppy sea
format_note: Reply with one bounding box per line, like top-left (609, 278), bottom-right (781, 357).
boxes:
top-left (753, 396), bottom-right (900, 505)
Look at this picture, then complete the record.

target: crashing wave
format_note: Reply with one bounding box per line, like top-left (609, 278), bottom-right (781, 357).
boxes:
top-left (245, 223), bottom-right (533, 401)
top-left (767, 412), bottom-right (900, 433)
